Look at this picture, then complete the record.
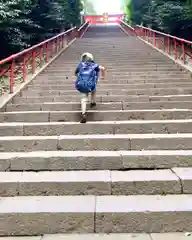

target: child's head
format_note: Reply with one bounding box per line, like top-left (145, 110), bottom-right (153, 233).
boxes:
top-left (81, 52), bottom-right (94, 62)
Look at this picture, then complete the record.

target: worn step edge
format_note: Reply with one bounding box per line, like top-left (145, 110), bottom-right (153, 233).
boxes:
top-left (1, 133), bottom-right (192, 140)
top-left (0, 195), bottom-right (191, 235)
top-left (6, 101), bottom-right (192, 110)
top-left (2, 120), bottom-right (192, 136)
top-left (0, 169), bottom-right (187, 196)
top-left (5, 233), bottom-right (191, 240)
top-left (1, 119), bottom-right (192, 126)
top-left (3, 109), bottom-right (192, 114)
top-left (1, 134), bottom-right (192, 152)
top-left (1, 150), bottom-right (192, 171)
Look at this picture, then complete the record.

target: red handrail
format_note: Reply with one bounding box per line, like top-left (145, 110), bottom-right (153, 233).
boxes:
top-left (0, 21), bottom-right (90, 95)
top-left (120, 20), bottom-right (192, 67)
top-left (119, 20), bottom-right (135, 36)
top-left (136, 25), bottom-right (192, 45)
top-left (136, 25), bottom-right (192, 66)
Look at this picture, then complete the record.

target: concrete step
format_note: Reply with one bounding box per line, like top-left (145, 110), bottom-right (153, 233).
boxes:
top-left (12, 95), bottom-right (151, 104)
top-left (25, 82), bottom-right (192, 90)
top-left (0, 195), bottom-right (191, 235)
top-left (1, 150), bottom-right (192, 171)
top-left (6, 101), bottom-right (192, 112)
top-left (6, 233), bottom-right (192, 240)
top-left (36, 73), bottom-right (188, 79)
top-left (52, 62), bottom-right (182, 66)
top-left (0, 168), bottom-right (190, 196)
top-left (30, 78), bottom-right (191, 84)
top-left (45, 69), bottom-right (185, 73)
top-left (20, 88), bottom-right (192, 97)
top-left (2, 120), bottom-right (192, 136)
top-left (2, 110), bottom-right (192, 122)
top-left (12, 95), bottom-right (192, 104)
top-left (1, 133), bottom-right (192, 151)
top-left (5, 102), bottom-right (124, 112)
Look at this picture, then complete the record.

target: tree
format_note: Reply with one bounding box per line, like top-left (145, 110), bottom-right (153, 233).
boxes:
top-left (82, 0), bottom-right (97, 15)
top-left (126, 0), bottom-right (192, 40)
top-left (0, 0), bottom-right (83, 59)
top-left (0, 0), bottom-right (38, 57)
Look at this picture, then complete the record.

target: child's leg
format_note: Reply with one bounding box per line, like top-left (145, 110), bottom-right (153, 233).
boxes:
top-left (91, 91), bottom-right (96, 104)
top-left (81, 93), bottom-right (88, 114)
top-left (90, 79), bottom-right (97, 107)
top-left (80, 93), bottom-right (88, 123)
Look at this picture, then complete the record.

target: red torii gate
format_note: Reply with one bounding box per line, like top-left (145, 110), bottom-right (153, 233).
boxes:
top-left (84, 13), bottom-right (125, 25)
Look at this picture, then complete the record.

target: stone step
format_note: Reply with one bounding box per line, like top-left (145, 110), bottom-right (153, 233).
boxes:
top-left (12, 95), bottom-right (192, 104)
top-left (30, 78), bottom-right (191, 84)
top-left (49, 63), bottom-right (182, 67)
top-left (0, 168), bottom-right (190, 196)
top-left (1, 150), bottom-right (192, 171)
top-left (45, 68), bottom-right (184, 73)
top-left (5, 102), bottom-right (124, 111)
top-left (7, 233), bottom-right (192, 240)
top-left (6, 101), bottom-right (192, 112)
top-left (12, 95), bottom-right (151, 104)
top-left (1, 133), bottom-right (192, 151)
top-left (2, 120), bottom-right (192, 136)
top-left (26, 82), bottom-right (192, 90)
top-left (2, 110), bottom-right (192, 122)
top-left (37, 73), bottom-right (188, 78)
top-left (0, 195), bottom-right (191, 235)
top-left (20, 88), bottom-right (192, 97)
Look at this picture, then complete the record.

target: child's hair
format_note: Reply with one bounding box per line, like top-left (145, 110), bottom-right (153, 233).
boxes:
top-left (81, 52), bottom-right (94, 62)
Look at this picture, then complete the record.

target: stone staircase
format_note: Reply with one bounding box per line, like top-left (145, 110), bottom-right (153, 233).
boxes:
top-left (0, 25), bottom-right (192, 236)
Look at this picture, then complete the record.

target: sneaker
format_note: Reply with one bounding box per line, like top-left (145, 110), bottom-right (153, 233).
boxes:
top-left (90, 102), bottom-right (96, 108)
top-left (80, 113), bottom-right (87, 123)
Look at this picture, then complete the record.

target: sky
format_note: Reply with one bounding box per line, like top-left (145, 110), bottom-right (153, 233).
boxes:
top-left (94, 0), bottom-right (123, 14)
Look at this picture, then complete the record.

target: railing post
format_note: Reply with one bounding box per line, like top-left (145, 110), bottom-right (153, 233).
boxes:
top-left (9, 59), bottom-right (14, 94)
top-left (153, 32), bottom-right (156, 47)
top-left (23, 55), bottom-right (27, 82)
top-left (182, 41), bottom-right (186, 64)
top-left (167, 37), bottom-right (170, 54)
top-left (32, 50), bottom-right (36, 74)
top-left (45, 42), bottom-right (50, 62)
top-left (174, 39), bottom-right (177, 59)
top-left (39, 46), bottom-right (44, 68)
top-left (62, 35), bottom-right (64, 48)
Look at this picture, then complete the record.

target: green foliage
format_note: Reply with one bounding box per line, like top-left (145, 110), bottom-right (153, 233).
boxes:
top-left (81, 0), bottom-right (97, 15)
top-left (0, 0), bottom-right (83, 59)
top-left (123, 0), bottom-right (192, 39)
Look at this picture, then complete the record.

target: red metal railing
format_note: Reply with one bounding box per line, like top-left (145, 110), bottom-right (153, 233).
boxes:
top-left (119, 20), bottom-right (136, 36)
top-left (0, 21), bottom-right (89, 95)
top-left (119, 21), bottom-right (192, 68)
top-left (135, 25), bottom-right (192, 66)
top-left (85, 14), bottom-right (125, 25)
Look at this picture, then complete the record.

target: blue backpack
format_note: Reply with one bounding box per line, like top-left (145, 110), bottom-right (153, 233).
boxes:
top-left (75, 62), bottom-right (98, 93)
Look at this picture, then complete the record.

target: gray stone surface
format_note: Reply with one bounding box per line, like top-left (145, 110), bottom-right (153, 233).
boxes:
top-left (42, 234), bottom-right (151, 240)
top-left (0, 112), bottom-right (49, 122)
top-left (172, 168), bottom-right (192, 193)
top-left (9, 151), bottom-right (123, 171)
top-left (130, 134), bottom-right (192, 150)
top-left (0, 196), bottom-right (95, 235)
top-left (122, 151), bottom-right (192, 169)
top-left (1, 233), bottom-right (192, 240)
top-left (0, 136), bottom-right (58, 152)
top-left (58, 135), bottom-right (131, 151)
top-left (151, 233), bottom-right (192, 240)
top-left (111, 170), bottom-right (181, 195)
top-left (0, 171), bottom-right (111, 196)
top-left (95, 195), bottom-right (192, 232)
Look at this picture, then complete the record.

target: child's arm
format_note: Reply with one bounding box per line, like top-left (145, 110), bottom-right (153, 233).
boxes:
top-left (99, 65), bottom-right (105, 79)
top-left (74, 63), bottom-right (81, 77)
